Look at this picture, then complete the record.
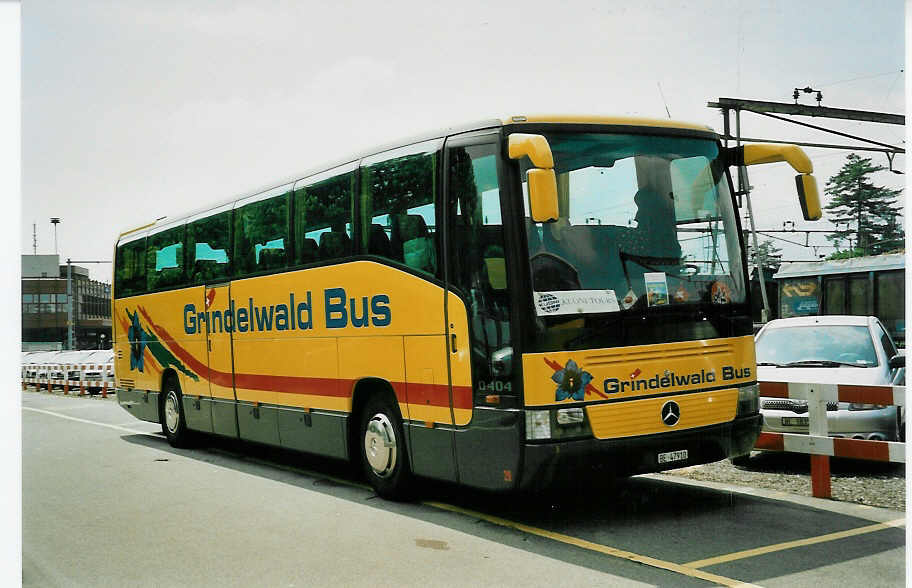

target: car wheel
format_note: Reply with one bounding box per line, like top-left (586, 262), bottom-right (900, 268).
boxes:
top-left (161, 376), bottom-right (192, 448)
top-left (360, 395), bottom-right (412, 500)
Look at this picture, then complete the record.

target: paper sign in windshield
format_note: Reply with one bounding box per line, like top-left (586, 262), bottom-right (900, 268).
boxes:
top-left (645, 273), bottom-right (669, 307)
top-left (534, 290), bottom-right (620, 316)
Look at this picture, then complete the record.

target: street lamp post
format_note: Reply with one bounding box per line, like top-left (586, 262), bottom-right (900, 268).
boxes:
top-left (50, 217), bottom-right (60, 255)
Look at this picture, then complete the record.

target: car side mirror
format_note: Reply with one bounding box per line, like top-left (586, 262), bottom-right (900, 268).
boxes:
top-left (889, 354), bottom-right (905, 370)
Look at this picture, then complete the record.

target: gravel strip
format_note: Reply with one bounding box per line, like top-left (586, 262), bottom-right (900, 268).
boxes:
top-left (661, 451), bottom-right (906, 511)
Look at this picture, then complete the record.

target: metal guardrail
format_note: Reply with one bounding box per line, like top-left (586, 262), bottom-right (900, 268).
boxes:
top-left (755, 381), bottom-right (905, 497)
top-left (22, 362), bottom-right (114, 398)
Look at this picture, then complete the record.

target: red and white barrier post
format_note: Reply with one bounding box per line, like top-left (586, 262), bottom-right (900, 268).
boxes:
top-left (756, 381), bottom-right (905, 498)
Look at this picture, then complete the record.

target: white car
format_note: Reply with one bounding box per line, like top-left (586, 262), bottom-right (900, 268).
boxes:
top-left (753, 315), bottom-right (902, 445)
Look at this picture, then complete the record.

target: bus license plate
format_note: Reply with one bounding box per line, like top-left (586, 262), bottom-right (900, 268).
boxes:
top-left (781, 417), bottom-right (809, 426)
top-left (658, 449), bottom-right (688, 464)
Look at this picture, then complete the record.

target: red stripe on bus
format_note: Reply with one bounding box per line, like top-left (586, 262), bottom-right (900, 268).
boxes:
top-left (755, 432), bottom-right (784, 451)
top-left (404, 381), bottom-right (474, 411)
top-left (758, 381), bottom-right (789, 398)
top-left (452, 385), bottom-right (473, 410)
top-left (837, 384), bottom-right (894, 405)
top-left (234, 373), bottom-right (347, 397)
top-left (833, 437), bottom-right (891, 461)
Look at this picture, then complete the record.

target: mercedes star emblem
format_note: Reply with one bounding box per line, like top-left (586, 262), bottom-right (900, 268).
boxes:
top-left (661, 401), bottom-right (681, 426)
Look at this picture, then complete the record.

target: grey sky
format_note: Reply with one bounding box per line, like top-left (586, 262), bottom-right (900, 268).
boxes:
top-left (22, 1), bottom-right (905, 280)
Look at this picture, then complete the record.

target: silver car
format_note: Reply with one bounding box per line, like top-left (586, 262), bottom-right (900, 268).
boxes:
top-left (754, 315), bottom-right (902, 443)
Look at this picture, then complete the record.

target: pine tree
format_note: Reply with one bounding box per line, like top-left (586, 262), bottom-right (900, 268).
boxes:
top-left (824, 154), bottom-right (903, 257)
top-left (749, 238), bottom-right (782, 275)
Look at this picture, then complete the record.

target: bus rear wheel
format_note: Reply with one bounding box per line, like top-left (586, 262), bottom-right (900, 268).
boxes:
top-left (161, 376), bottom-right (191, 448)
top-left (360, 396), bottom-right (412, 500)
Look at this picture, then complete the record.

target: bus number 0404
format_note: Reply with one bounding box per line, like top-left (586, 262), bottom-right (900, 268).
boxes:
top-left (477, 381), bottom-right (512, 393)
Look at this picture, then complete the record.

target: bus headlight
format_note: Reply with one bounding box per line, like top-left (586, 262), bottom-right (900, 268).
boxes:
top-left (525, 407), bottom-right (592, 440)
top-left (737, 383), bottom-right (759, 416)
top-left (525, 410), bottom-right (551, 440)
top-left (556, 407), bottom-right (584, 425)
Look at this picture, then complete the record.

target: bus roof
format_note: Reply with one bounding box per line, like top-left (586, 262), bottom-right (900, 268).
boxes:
top-left (116, 114), bottom-right (716, 243)
top-left (500, 114), bottom-right (714, 132)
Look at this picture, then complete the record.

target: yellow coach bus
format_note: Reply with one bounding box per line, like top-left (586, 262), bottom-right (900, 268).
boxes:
top-left (114, 115), bottom-right (820, 498)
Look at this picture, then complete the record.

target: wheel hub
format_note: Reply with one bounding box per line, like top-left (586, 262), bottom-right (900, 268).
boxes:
top-left (364, 413), bottom-right (397, 478)
top-left (165, 391), bottom-right (180, 434)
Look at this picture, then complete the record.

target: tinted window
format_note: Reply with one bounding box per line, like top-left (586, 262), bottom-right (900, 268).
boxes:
top-left (361, 141), bottom-right (440, 276)
top-left (824, 278), bottom-right (845, 314)
top-left (115, 238), bottom-right (147, 297)
top-left (849, 276), bottom-right (868, 315)
top-left (146, 225), bottom-right (186, 290)
top-left (876, 270), bottom-right (904, 342)
top-left (293, 167), bottom-right (354, 264)
top-left (188, 210), bottom-right (231, 283)
top-left (877, 323), bottom-right (898, 358)
top-left (234, 188), bottom-right (290, 276)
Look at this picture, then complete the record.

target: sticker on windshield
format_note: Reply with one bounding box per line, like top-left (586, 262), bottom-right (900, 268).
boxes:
top-left (645, 273), bottom-right (669, 307)
top-left (673, 284), bottom-right (690, 303)
top-left (621, 289), bottom-right (637, 310)
top-left (711, 281), bottom-right (731, 304)
top-left (534, 290), bottom-right (620, 316)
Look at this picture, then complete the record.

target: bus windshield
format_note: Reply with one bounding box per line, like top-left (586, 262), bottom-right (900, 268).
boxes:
top-left (522, 131), bottom-right (747, 351)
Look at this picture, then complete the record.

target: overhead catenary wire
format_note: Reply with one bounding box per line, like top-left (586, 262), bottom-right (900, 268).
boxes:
top-left (817, 69), bottom-right (904, 88)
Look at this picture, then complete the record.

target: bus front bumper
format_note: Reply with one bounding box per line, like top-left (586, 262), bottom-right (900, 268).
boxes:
top-left (519, 413), bottom-right (761, 490)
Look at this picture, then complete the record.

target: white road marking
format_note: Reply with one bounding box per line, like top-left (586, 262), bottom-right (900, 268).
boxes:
top-left (23, 407), bottom-right (155, 436)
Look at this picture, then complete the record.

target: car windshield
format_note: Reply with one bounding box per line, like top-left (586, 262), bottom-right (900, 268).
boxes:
top-left (522, 132), bottom-right (745, 316)
top-left (756, 325), bottom-right (878, 367)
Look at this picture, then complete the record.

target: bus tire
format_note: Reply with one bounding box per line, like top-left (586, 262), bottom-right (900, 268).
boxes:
top-left (729, 453), bottom-right (751, 467)
top-left (161, 376), bottom-right (191, 448)
top-left (359, 395), bottom-right (412, 500)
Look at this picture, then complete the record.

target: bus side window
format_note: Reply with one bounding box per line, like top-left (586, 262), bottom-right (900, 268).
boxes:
top-left (146, 225), bottom-right (186, 291)
top-left (293, 166), bottom-right (354, 265)
top-left (233, 188), bottom-right (290, 277)
top-left (361, 140), bottom-right (440, 277)
top-left (187, 210), bottom-right (231, 284)
top-left (115, 237), bottom-right (147, 297)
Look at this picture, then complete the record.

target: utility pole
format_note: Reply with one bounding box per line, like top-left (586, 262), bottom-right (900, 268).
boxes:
top-left (66, 259), bottom-right (73, 350)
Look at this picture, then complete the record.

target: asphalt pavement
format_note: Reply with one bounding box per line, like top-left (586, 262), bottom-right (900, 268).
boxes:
top-left (22, 390), bottom-right (907, 587)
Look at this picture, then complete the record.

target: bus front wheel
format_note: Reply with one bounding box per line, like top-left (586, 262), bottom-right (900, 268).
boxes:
top-left (359, 396), bottom-right (412, 500)
top-left (161, 376), bottom-right (191, 448)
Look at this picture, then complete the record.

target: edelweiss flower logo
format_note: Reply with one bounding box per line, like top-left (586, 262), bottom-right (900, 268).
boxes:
top-left (552, 359), bottom-right (592, 402)
top-left (127, 309), bottom-right (147, 373)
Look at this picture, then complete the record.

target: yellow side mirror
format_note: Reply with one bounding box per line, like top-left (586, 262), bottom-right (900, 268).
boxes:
top-left (527, 169), bottom-right (559, 222)
top-left (508, 133), bottom-right (559, 222)
top-left (508, 134), bottom-right (554, 168)
top-left (731, 143), bottom-right (821, 221)
top-left (742, 143), bottom-right (813, 174)
top-left (795, 174), bottom-right (822, 220)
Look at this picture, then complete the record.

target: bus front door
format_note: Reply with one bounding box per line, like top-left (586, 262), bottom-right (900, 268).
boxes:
top-left (444, 134), bottom-right (519, 490)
